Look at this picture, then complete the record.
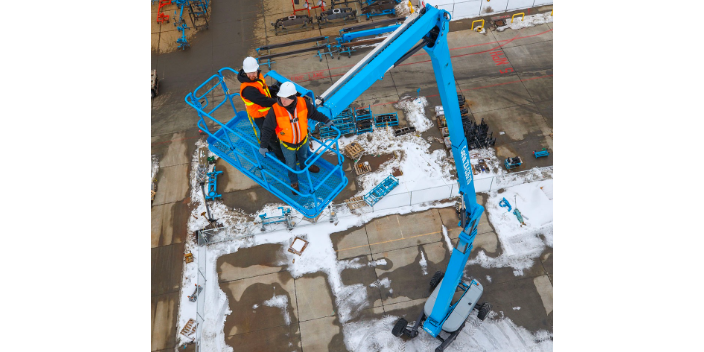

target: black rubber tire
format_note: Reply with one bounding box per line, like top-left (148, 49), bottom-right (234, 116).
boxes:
top-left (392, 318), bottom-right (408, 337)
top-left (429, 271), bottom-right (444, 291)
top-left (477, 302), bottom-right (492, 321)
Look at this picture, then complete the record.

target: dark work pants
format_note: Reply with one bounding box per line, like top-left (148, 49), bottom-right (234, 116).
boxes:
top-left (253, 117), bottom-right (285, 162)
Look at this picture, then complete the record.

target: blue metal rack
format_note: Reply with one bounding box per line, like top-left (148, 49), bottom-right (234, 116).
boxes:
top-left (364, 174), bottom-right (399, 206)
top-left (354, 105), bottom-right (373, 134)
top-left (185, 68), bottom-right (349, 218)
top-left (320, 108), bottom-right (357, 138)
top-left (373, 112), bottom-right (399, 128)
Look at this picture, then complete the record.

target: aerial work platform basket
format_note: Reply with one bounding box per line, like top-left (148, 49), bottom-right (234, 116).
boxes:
top-left (185, 68), bottom-right (348, 218)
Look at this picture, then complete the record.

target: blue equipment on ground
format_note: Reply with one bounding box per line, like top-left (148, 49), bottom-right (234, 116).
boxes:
top-left (504, 156), bottom-right (522, 171)
top-left (513, 208), bottom-right (525, 225)
top-left (259, 207), bottom-right (295, 231)
top-left (533, 148), bottom-right (549, 158)
top-left (205, 166), bottom-right (223, 200)
top-left (498, 197), bottom-right (511, 212)
top-left (363, 174), bottom-right (399, 206)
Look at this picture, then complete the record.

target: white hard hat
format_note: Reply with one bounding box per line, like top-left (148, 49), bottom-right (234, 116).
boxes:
top-left (243, 57), bottom-right (259, 73)
top-left (277, 81), bottom-right (298, 98)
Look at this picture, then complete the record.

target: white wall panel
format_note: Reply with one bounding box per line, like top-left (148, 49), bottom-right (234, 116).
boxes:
top-left (424, 0), bottom-right (552, 21)
top-left (452, 0), bottom-right (482, 20)
top-left (480, 0), bottom-right (509, 15)
top-left (506, 0), bottom-right (534, 11)
top-left (533, 0), bottom-right (553, 6)
top-left (436, 3), bottom-right (455, 17)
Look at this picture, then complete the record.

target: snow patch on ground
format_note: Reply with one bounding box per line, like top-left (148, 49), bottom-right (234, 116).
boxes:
top-left (497, 12), bottom-right (553, 32)
top-left (263, 294), bottom-right (291, 325)
top-left (395, 96), bottom-right (432, 132)
top-left (419, 250), bottom-right (428, 275)
top-left (469, 180), bottom-right (553, 275)
top-left (442, 225), bottom-right (453, 254)
top-left (486, 275), bottom-right (492, 283)
top-left (513, 307), bottom-right (521, 311)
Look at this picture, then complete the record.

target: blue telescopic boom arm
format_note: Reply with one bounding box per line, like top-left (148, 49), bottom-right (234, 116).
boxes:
top-left (316, 4), bottom-right (486, 337)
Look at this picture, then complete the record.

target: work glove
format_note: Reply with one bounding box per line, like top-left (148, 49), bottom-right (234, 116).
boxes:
top-left (269, 82), bottom-right (280, 95)
top-left (324, 120), bottom-right (334, 128)
top-left (259, 147), bottom-right (267, 157)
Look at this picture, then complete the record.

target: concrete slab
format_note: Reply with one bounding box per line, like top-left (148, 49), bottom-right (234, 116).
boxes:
top-left (518, 70), bottom-right (553, 104)
top-left (217, 243), bottom-right (287, 283)
top-left (151, 104), bottom-right (201, 138)
top-left (215, 158), bottom-right (261, 193)
top-left (151, 131), bottom-right (194, 168)
top-left (151, 205), bottom-right (164, 248)
top-left (221, 271), bottom-right (298, 337)
top-left (534, 99), bottom-right (553, 129)
top-left (295, 273), bottom-right (336, 322)
top-left (152, 243), bottom-right (184, 296)
top-left (331, 226), bottom-right (371, 260)
top-left (458, 74), bottom-right (533, 114)
top-left (502, 40), bottom-right (552, 74)
top-left (299, 316), bottom-right (342, 352)
top-left (365, 209), bottom-right (444, 254)
top-left (226, 323), bottom-right (302, 352)
top-left (483, 274), bottom-right (553, 333)
top-left (152, 163), bottom-right (191, 206)
top-left (540, 248), bottom-right (552, 278)
top-left (151, 292), bottom-right (179, 351)
top-left (338, 254), bottom-right (383, 309)
top-left (372, 241), bottom-right (451, 305)
top-left (152, 33), bottom-right (159, 53)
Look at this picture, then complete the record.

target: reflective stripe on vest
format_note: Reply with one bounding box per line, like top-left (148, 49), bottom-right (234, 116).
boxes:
top-left (273, 97), bottom-right (309, 145)
top-left (239, 73), bottom-right (271, 118)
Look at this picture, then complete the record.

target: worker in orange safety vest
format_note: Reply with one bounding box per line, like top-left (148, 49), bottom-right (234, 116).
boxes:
top-left (238, 56), bottom-right (284, 161)
top-left (258, 82), bottom-right (334, 195)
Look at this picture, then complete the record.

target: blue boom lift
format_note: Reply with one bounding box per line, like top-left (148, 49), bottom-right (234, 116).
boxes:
top-left (303, 5), bottom-right (492, 350)
top-left (187, 8), bottom-right (491, 347)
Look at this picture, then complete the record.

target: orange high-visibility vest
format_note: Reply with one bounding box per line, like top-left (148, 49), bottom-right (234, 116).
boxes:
top-left (239, 73), bottom-right (272, 118)
top-left (272, 97), bottom-right (309, 145)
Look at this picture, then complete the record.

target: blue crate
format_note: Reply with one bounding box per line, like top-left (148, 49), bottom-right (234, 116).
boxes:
top-left (364, 174), bottom-right (400, 206)
top-left (321, 121), bottom-right (356, 138)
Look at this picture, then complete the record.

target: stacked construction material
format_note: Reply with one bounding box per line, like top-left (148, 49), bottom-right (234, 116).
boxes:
top-left (320, 108), bottom-right (357, 138)
top-left (355, 106), bottom-right (373, 134)
top-left (374, 112), bottom-right (399, 128)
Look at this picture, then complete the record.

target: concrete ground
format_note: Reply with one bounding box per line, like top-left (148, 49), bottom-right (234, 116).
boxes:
top-left (151, 1), bottom-right (552, 350)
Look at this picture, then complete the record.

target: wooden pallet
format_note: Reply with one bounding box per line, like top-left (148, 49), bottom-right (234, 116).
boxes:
top-left (344, 142), bottom-right (364, 160)
top-left (355, 161), bottom-right (371, 176)
top-left (344, 196), bottom-right (368, 209)
top-left (180, 319), bottom-right (197, 337)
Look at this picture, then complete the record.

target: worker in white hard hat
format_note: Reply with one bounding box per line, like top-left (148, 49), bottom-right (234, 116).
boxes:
top-left (238, 56), bottom-right (284, 161)
top-left (258, 82), bottom-right (334, 195)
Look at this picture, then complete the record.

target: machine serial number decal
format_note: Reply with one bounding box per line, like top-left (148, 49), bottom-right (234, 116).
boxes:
top-left (461, 147), bottom-right (473, 185)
